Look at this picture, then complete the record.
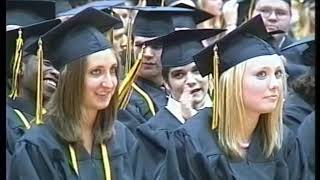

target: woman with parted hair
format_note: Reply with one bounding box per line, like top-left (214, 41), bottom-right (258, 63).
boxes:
top-left (155, 15), bottom-right (309, 180)
top-left (8, 8), bottom-right (142, 180)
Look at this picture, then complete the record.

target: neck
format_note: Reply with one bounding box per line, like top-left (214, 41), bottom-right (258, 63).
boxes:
top-left (242, 111), bottom-right (260, 144)
top-left (272, 35), bottom-right (286, 49)
top-left (139, 75), bottom-right (163, 87)
top-left (18, 88), bottom-right (36, 105)
top-left (81, 109), bottom-right (98, 154)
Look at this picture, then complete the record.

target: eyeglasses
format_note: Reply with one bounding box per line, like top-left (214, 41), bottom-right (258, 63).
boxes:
top-left (256, 7), bottom-right (290, 19)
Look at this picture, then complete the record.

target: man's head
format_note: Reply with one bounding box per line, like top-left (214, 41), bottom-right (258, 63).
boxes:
top-left (251, 0), bottom-right (292, 40)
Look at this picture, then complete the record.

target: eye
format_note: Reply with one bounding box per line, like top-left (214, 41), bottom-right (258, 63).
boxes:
top-left (256, 71), bottom-right (267, 79)
top-left (43, 60), bottom-right (51, 66)
top-left (110, 65), bottom-right (118, 74)
top-left (275, 69), bottom-right (283, 79)
top-left (90, 69), bottom-right (102, 75)
top-left (135, 42), bottom-right (143, 48)
top-left (172, 71), bottom-right (185, 79)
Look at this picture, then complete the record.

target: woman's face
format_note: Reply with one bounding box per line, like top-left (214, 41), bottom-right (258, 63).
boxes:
top-left (203, 0), bottom-right (223, 16)
top-left (83, 49), bottom-right (118, 111)
top-left (242, 54), bottom-right (285, 114)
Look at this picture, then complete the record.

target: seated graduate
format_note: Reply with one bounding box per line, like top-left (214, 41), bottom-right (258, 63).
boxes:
top-left (8, 8), bottom-right (141, 180)
top-left (6, 0), bottom-right (60, 154)
top-left (136, 28), bottom-right (225, 178)
top-left (297, 111), bottom-right (315, 180)
top-left (117, 4), bottom-right (215, 136)
top-left (282, 38), bottom-right (315, 132)
top-left (155, 15), bottom-right (309, 180)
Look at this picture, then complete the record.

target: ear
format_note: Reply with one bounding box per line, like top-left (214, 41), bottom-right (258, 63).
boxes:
top-left (163, 81), bottom-right (171, 93)
top-left (19, 61), bottom-right (26, 77)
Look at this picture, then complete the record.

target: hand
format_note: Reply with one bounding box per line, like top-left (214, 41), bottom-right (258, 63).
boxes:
top-left (179, 85), bottom-right (195, 120)
top-left (222, 0), bottom-right (239, 27)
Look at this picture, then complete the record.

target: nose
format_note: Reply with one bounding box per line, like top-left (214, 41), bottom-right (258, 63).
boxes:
top-left (267, 11), bottom-right (277, 21)
top-left (185, 72), bottom-right (197, 87)
top-left (120, 34), bottom-right (128, 50)
top-left (143, 46), bottom-right (154, 59)
top-left (47, 66), bottom-right (60, 80)
top-left (101, 74), bottom-right (116, 89)
top-left (268, 75), bottom-right (280, 90)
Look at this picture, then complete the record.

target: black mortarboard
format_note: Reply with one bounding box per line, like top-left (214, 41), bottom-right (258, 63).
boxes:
top-left (114, 6), bottom-right (213, 37)
top-left (144, 29), bottom-right (226, 68)
top-left (194, 15), bottom-right (277, 76)
top-left (282, 36), bottom-right (315, 66)
top-left (172, 3), bottom-right (214, 29)
top-left (237, 0), bottom-right (252, 25)
top-left (6, 19), bottom-right (62, 77)
top-left (282, 0), bottom-right (291, 6)
top-left (6, 0), bottom-right (56, 26)
top-left (25, 7), bottom-right (121, 70)
top-left (57, 0), bottom-right (125, 16)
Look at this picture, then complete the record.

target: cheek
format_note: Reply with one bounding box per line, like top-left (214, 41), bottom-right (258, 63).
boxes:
top-left (196, 76), bottom-right (209, 91)
top-left (242, 77), bottom-right (268, 101)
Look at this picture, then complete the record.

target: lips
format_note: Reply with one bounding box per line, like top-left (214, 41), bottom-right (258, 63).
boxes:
top-left (44, 78), bottom-right (57, 88)
top-left (190, 88), bottom-right (201, 94)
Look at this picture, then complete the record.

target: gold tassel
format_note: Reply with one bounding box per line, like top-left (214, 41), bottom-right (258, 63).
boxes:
top-left (125, 13), bottom-right (134, 75)
top-left (117, 45), bottom-right (146, 109)
top-left (101, 144), bottom-right (112, 180)
top-left (35, 38), bottom-right (44, 125)
top-left (109, 11), bottom-right (114, 45)
top-left (212, 45), bottom-right (219, 129)
top-left (9, 29), bottom-right (24, 99)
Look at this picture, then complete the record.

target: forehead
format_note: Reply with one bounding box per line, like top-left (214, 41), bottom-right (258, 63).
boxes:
top-left (255, 0), bottom-right (290, 9)
top-left (86, 48), bottom-right (117, 66)
top-left (169, 62), bottom-right (196, 72)
top-left (245, 54), bottom-right (284, 69)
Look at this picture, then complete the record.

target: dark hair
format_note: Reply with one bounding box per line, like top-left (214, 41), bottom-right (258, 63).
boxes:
top-left (44, 51), bottom-right (119, 144)
top-left (290, 68), bottom-right (315, 106)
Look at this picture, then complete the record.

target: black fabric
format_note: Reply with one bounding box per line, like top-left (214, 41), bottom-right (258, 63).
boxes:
top-left (136, 108), bottom-right (182, 178)
top-left (297, 111), bottom-right (315, 179)
top-left (194, 15), bottom-right (277, 76)
top-left (283, 90), bottom-right (314, 133)
top-left (25, 7), bottom-right (121, 70)
top-left (155, 108), bottom-right (310, 179)
top-left (6, 0), bottom-right (56, 26)
top-left (144, 29), bottom-right (225, 68)
top-left (8, 120), bottom-right (143, 179)
top-left (117, 77), bottom-right (168, 136)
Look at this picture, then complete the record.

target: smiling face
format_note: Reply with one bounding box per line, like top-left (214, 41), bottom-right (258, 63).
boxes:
top-left (252, 0), bottom-right (291, 39)
top-left (21, 54), bottom-right (59, 103)
top-left (202, 0), bottom-right (223, 16)
top-left (83, 49), bottom-right (118, 111)
top-left (164, 62), bottom-right (209, 109)
top-left (242, 54), bottom-right (285, 114)
top-left (134, 36), bottom-right (163, 82)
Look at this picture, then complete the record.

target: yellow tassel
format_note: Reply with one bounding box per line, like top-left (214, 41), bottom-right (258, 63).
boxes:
top-left (35, 38), bottom-right (44, 125)
top-left (125, 13), bottom-right (134, 75)
top-left (9, 29), bottom-right (24, 99)
top-left (109, 11), bottom-right (114, 45)
top-left (69, 144), bottom-right (79, 176)
top-left (212, 45), bottom-right (219, 129)
top-left (118, 45), bottom-right (145, 109)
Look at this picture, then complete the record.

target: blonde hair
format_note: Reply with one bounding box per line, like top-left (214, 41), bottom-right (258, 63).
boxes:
top-left (217, 60), bottom-right (285, 159)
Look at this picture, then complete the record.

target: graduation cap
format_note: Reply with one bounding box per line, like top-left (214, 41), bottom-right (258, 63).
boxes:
top-left (172, 3), bottom-right (215, 29)
top-left (281, 36), bottom-right (315, 66)
top-left (57, 0), bottom-right (125, 16)
top-left (6, 0), bottom-right (56, 26)
top-left (193, 15), bottom-right (277, 129)
top-left (144, 29), bottom-right (226, 68)
top-left (25, 7), bottom-right (121, 70)
top-left (114, 6), bottom-right (214, 37)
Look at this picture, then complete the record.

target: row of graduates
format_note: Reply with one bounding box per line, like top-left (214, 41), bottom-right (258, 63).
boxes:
top-left (6, 0), bottom-right (314, 179)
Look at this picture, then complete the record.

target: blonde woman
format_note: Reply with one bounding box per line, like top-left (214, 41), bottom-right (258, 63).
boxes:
top-left (155, 15), bottom-right (309, 180)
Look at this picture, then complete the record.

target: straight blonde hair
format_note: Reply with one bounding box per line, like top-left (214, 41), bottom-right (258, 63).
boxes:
top-left (217, 60), bottom-right (285, 159)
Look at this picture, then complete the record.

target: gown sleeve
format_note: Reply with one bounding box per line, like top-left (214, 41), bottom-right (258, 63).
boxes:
top-left (8, 141), bottom-right (61, 180)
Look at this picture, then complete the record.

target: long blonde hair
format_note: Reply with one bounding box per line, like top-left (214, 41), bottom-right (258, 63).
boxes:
top-left (217, 60), bottom-right (285, 159)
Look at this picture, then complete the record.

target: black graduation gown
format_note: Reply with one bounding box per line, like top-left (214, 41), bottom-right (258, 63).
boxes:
top-left (118, 77), bottom-right (167, 135)
top-left (281, 36), bottom-right (305, 65)
top-left (298, 111), bottom-right (315, 179)
top-left (8, 120), bottom-right (141, 180)
top-left (136, 108), bottom-right (183, 178)
top-left (283, 90), bottom-right (314, 133)
top-left (155, 108), bottom-right (310, 180)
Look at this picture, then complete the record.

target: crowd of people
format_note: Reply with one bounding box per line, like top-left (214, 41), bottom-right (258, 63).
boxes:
top-left (6, 0), bottom-right (315, 179)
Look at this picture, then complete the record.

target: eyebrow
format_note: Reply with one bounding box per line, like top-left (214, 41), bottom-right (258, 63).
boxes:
top-left (258, 66), bottom-right (282, 70)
